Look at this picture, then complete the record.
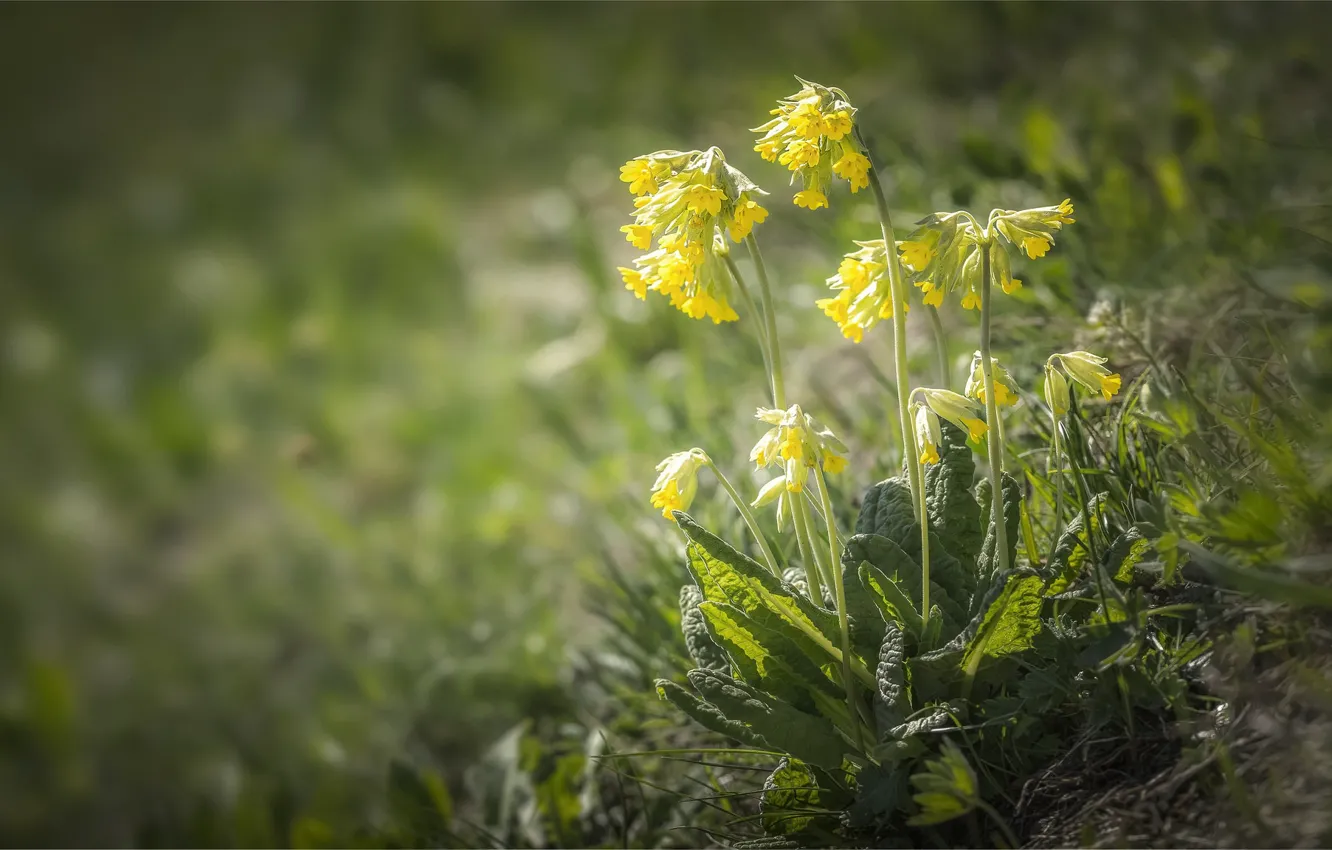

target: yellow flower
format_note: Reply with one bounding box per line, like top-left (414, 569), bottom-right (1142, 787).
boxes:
top-left (965, 352), bottom-right (1021, 408)
top-left (1056, 350), bottom-right (1122, 401)
top-left (619, 267), bottom-right (647, 300)
top-left (917, 280), bottom-right (945, 308)
top-left (899, 240), bottom-right (935, 272)
top-left (683, 184), bottom-right (725, 216)
top-left (960, 289), bottom-right (981, 311)
top-left (750, 404), bottom-right (847, 496)
top-left (916, 388), bottom-right (988, 441)
top-left (755, 137), bottom-right (784, 162)
top-left (831, 149), bottom-right (870, 193)
top-left (727, 198), bottom-right (769, 242)
top-left (914, 404), bottom-right (943, 465)
top-left (621, 224), bottom-right (652, 250)
top-left (816, 291), bottom-right (851, 325)
top-left (620, 159), bottom-right (658, 195)
top-left (793, 190), bottom-right (828, 210)
top-left (649, 449), bottom-right (706, 521)
top-left (820, 110), bottom-right (854, 141)
top-left (779, 139), bottom-right (821, 171)
top-left (1021, 234), bottom-right (1053, 259)
top-left (823, 453), bottom-right (848, 474)
top-left (1001, 277), bottom-right (1022, 295)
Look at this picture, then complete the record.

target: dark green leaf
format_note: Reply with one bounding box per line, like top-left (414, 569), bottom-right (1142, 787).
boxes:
top-left (687, 669), bottom-right (848, 769)
top-left (680, 584), bottom-right (730, 673)
top-left (761, 758), bottom-right (821, 835)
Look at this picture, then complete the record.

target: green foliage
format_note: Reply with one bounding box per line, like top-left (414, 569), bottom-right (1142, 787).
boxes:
top-left (906, 741), bottom-right (978, 827)
top-left (761, 759), bottom-right (821, 836)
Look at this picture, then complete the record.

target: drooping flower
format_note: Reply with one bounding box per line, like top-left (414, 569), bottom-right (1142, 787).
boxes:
top-left (964, 351), bottom-right (1021, 408)
top-left (914, 404), bottom-right (943, 465)
top-left (914, 388), bottom-right (988, 442)
top-left (817, 240), bottom-right (908, 343)
top-left (1044, 363), bottom-right (1070, 416)
top-left (617, 147), bottom-right (769, 323)
top-left (649, 449), bottom-right (707, 521)
top-left (750, 404), bottom-right (848, 496)
top-left (753, 78), bottom-right (873, 208)
top-left (893, 199), bottom-right (1076, 311)
top-left (1051, 350), bottom-right (1122, 401)
top-left (793, 189), bottom-right (828, 210)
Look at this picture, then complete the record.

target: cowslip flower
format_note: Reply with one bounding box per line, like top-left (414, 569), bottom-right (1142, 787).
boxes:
top-left (895, 199), bottom-right (1074, 310)
top-left (616, 147), bottom-right (769, 323)
top-left (816, 240), bottom-right (905, 343)
top-left (912, 388), bottom-right (988, 446)
top-left (1047, 350), bottom-right (1121, 403)
top-left (914, 404), bottom-right (943, 465)
top-left (964, 351), bottom-right (1020, 408)
top-left (753, 78), bottom-right (872, 208)
top-left (650, 449), bottom-right (707, 521)
top-left (750, 404), bottom-right (848, 497)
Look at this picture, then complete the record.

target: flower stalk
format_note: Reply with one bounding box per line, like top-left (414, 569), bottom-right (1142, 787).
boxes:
top-left (813, 463), bottom-right (862, 753)
top-left (978, 244), bottom-right (1009, 575)
top-left (746, 233), bottom-right (785, 408)
top-left (703, 455), bottom-right (781, 578)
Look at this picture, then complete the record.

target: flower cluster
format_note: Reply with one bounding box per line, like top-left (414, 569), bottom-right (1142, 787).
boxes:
top-left (1044, 351), bottom-right (1121, 414)
top-left (749, 405), bottom-right (847, 507)
top-left (815, 240), bottom-right (904, 343)
top-left (753, 78), bottom-right (872, 211)
top-left (895, 199), bottom-right (1075, 311)
top-left (964, 352), bottom-right (1020, 408)
top-left (649, 449), bottom-right (707, 521)
top-left (910, 389), bottom-right (988, 465)
top-left (617, 148), bottom-right (769, 323)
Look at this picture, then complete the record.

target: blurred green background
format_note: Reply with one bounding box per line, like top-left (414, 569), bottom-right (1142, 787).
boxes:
top-left (1, 2), bottom-right (1329, 846)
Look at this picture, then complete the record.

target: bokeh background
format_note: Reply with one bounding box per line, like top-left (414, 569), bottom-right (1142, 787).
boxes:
top-left (2, 2), bottom-right (1330, 846)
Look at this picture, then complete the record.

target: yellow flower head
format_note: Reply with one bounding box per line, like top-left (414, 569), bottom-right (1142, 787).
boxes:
top-left (1053, 351), bottom-right (1122, 401)
top-left (899, 240), bottom-right (935, 272)
top-left (618, 267), bottom-right (647, 300)
top-left (620, 158), bottom-right (661, 196)
top-left (917, 280), bottom-right (945, 308)
top-left (913, 404), bottom-right (943, 465)
top-left (618, 147), bottom-right (769, 323)
top-left (1021, 234), bottom-right (1052, 259)
top-left (650, 449), bottom-right (707, 521)
top-left (750, 404), bottom-right (848, 496)
top-left (964, 351), bottom-right (1021, 408)
top-left (915, 388), bottom-right (988, 442)
top-left (793, 189), bottom-right (828, 210)
top-left (753, 77), bottom-right (870, 209)
top-left (818, 240), bottom-right (897, 342)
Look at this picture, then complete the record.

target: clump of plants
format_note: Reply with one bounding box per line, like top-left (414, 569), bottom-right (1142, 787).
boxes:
top-left (612, 78), bottom-right (1196, 846)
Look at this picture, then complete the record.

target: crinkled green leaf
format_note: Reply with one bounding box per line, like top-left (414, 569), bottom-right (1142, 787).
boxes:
top-left (678, 514), bottom-right (870, 684)
top-left (854, 477), bottom-right (917, 543)
top-left (760, 758), bottom-right (821, 836)
top-left (975, 472), bottom-right (1023, 589)
top-left (843, 533), bottom-right (967, 634)
top-left (840, 549), bottom-right (887, 662)
top-left (1105, 526), bottom-right (1152, 584)
top-left (655, 679), bottom-right (774, 753)
top-left (859, 562), bottom-right (924, 637)
top-left (1045, 493), bottom-right (1108, 594)
top-left (680, 584), bottom-right (729, 672)
top-left (962, 573), bottom-right (1046, 674)
top-left (687, 669), bottom-right (847, 769)
top-left (874, 623), bottom-right (907, 735)
top-left (698, 601), bottom-right (838, 712)
top-left (925, 419), bottom-right (983, 583)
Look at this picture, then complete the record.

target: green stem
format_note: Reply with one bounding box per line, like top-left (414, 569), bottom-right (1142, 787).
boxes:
top-left (978, 244), bottom-right (1010, 575)
top-left (916, 454), bottom-right (932, 617)
top-left (705, 456), bottom-right (781, 578)
top-left (1045, 411), bottom-right (1064, 568)
top-left (791, 494), bottom-right (824, 602)
top-left (994, 404), bottom-right (1007, 472)
top-left (926, 304), bottom-right (950, 390)
top-left (813, 464), bottom-right (861, 754)
top-left (865, 157), bottom-right (922, 523)
top-left (745, 234), bottom-right (785, 409)
top-left (723, 253), bottom-right (772, 391)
